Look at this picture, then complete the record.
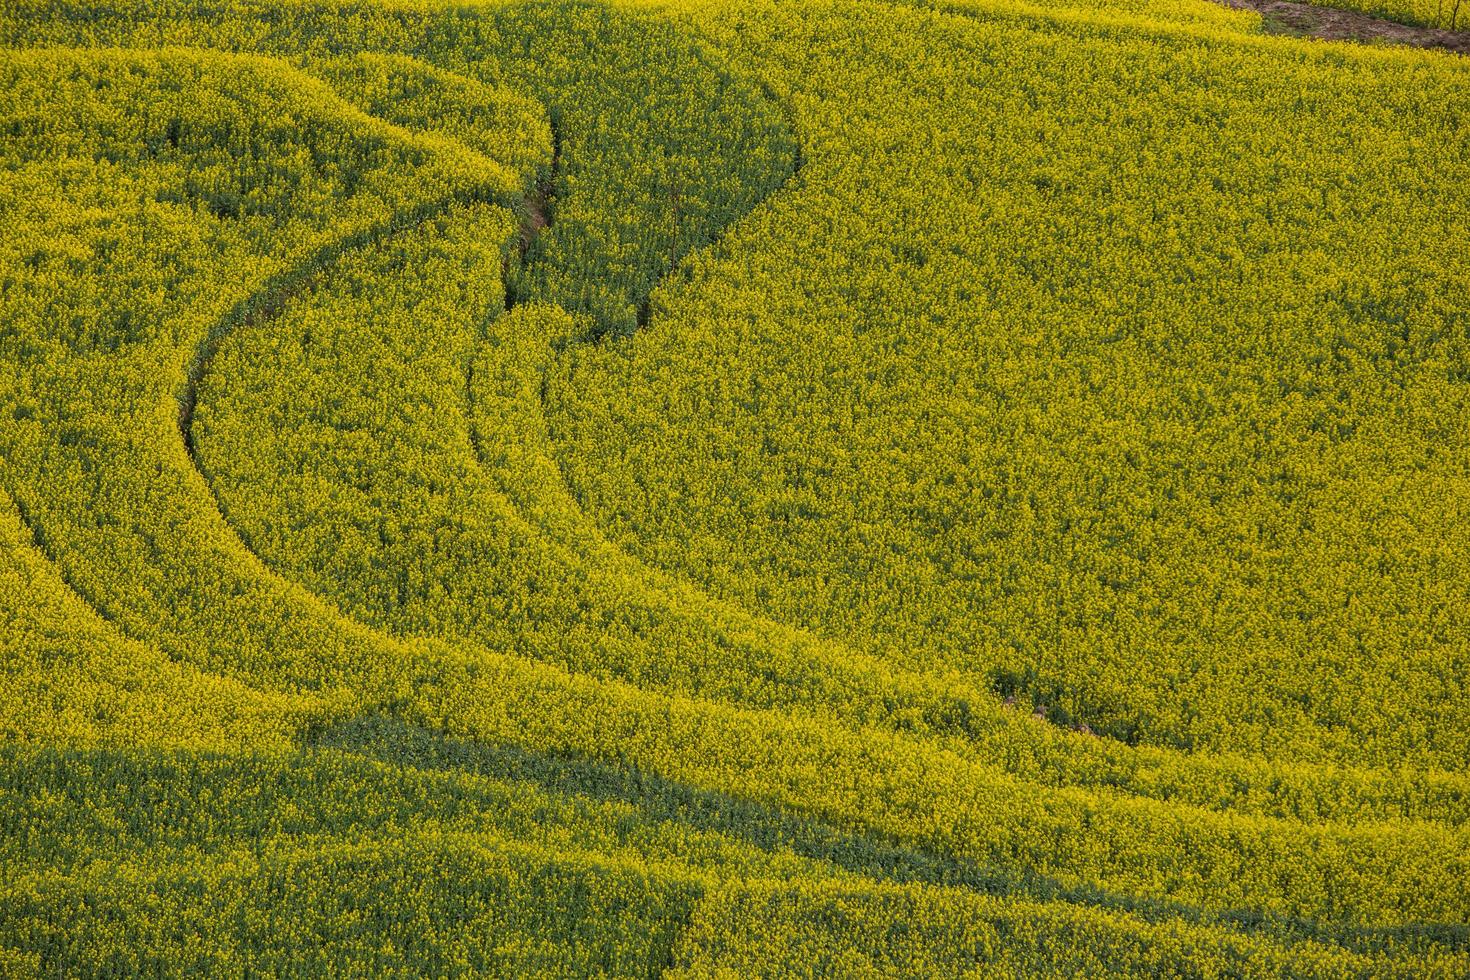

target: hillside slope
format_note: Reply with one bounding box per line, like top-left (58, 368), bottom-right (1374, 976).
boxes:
top-left (2, 0), bottom-right (1468, 975)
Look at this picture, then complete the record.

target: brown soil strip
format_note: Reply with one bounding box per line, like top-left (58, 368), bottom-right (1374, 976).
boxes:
top-left (1217, 0), bottom-right (1470, 54)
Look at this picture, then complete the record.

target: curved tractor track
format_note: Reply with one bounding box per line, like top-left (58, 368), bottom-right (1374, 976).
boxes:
top-left (178, 190), bottom-right (507, 460)
top-left (175, 70), bottom-right (824, 694)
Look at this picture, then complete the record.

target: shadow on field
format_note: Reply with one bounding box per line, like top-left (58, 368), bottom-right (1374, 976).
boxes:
top-left (310, 716), bottom-right (1470, 959)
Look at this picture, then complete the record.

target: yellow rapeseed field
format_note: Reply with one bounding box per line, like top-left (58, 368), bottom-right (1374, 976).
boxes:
top-left (1, 0), bottom-right (1467, 974)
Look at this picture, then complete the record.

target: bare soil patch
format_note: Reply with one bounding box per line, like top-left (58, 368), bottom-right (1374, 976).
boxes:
top-left (1217, 0), bottom-right (1470, 53)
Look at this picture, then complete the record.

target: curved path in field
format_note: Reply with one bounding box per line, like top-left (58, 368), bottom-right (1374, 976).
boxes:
top-left (177, 191), bottom-right (505, 459)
